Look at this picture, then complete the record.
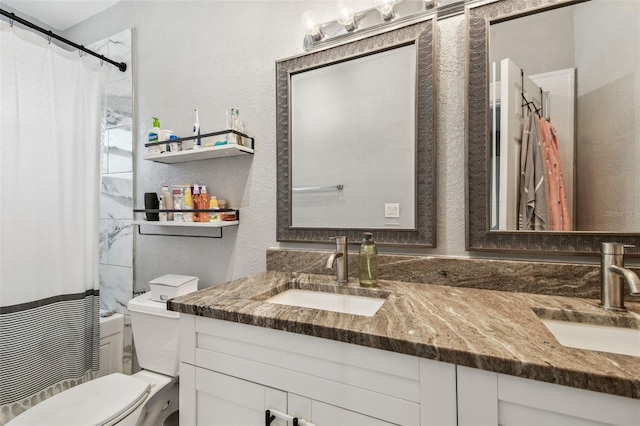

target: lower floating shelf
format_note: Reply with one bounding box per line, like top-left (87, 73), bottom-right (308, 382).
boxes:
top-left (133, 220), bottom-right (239, 238)
top-left (133, 220), bottom-right (239, 228)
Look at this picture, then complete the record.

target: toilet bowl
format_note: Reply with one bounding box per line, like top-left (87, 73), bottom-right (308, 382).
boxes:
top-left (8, 292), bottom-right (185, 426)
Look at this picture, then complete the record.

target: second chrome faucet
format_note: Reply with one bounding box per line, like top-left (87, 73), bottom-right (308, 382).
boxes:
top-left (601, 242), bottom-right (640, 311)
top-left (326, 236), bottom-right (348, 284)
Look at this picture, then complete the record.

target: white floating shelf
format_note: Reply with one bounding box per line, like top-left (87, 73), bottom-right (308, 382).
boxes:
top-left (144, 144), bottom-right (254, 164)
top-left (133, 220), bottom-right (239, 228)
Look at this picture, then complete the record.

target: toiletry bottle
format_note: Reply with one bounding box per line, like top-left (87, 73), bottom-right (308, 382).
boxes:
top-left (159, 196), bottom-right (167, 221)
top-left (161, 129), bottom-right (174, 151)
top-left (209, 196), bottom-right (220, 222)
top-left (148, 117), bottom-right (162, 152)
top-left (172, 187), bottom-right (183, 222)
top-left (183, 184), bottom-right (193, 222)
top-left (168, 134), bottom-right (180, 152)
top-left (193, 108), bottom-right (201, 148)
top-left (192, 185), bottom-right (201, 223)
top-left (232, 109), bottom-right (239, 130)
top-left (226, 108), bottom-right (234, 130)
top-left (226, 108), bottom-right (238, 144)
top-left (161, 182), bottom-right (173, 221)
top-left (358, 232), bottom-right (379, 287)
top-left (232, 109), bottom-right (241, 144)
top-left (199, 185), bottom-right (211, 222)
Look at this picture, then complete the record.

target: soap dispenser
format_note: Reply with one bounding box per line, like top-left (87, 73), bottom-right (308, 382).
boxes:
top-left (358, 232), bottom-right (379, 287)
top-left (148, 117), bottom-right (165, 152)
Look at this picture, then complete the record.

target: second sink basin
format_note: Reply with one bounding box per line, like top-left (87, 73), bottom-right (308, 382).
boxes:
top-left (537, 312), bottom-right (640, 357)
top-left (266, 288), bottom-right (386, 317)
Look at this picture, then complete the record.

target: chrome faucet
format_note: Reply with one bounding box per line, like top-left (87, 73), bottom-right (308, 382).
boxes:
top-left (601, 242), bottom-right (640, 311)
top-left (326, 236), bottom-right (348, 284)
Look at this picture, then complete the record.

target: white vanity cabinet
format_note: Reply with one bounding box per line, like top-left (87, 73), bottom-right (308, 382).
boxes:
top-left (179, 314), bottom-right (639, 426)
top-left (457, 366), bottom-right (640, 426)
top-left (178, 315), bottom-right (458, 426)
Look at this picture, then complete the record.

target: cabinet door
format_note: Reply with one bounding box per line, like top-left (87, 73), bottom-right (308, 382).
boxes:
top-left (457, 366), bottom-right (498, 426)
top-left (498, 374), bottom-right (640, 426)
top-left (457, 366), bottom-right (640, 426)
top-left (288, 393), bottom-right (396, 426)
top-left (194, 367), bottom-right (287, 426)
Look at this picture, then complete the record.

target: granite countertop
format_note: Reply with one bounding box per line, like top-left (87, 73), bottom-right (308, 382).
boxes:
top-left (168, 271), bottom-right (640, 399)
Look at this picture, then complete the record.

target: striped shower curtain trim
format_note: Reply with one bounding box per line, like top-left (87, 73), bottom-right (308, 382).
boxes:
top-left (0, 291), bottom-right (100, 412)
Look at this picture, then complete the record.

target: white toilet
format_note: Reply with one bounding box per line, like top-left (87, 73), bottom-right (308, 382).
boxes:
top-left (9, 292), bottom-right (184, 426)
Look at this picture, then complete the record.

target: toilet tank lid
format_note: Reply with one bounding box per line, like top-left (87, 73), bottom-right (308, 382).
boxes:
top-left (128, 291), bottom-right (179, 318)
top-left (7, 373), bottom-right (150, 426)
top-left (149, 274), bottom-right (198, 287)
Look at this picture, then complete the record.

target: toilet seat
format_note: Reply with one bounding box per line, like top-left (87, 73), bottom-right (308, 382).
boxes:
top-left (8, 373), bottom-right (150, 426)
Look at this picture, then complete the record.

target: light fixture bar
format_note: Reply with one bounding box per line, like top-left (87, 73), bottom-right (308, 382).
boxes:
top-left (304, 1), bottom-right (437, 51)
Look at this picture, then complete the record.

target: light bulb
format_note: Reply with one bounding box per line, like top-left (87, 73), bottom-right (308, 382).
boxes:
top-left (301, 11), bottom-right (323, 42)
top-left (336, 0), bottom-right (357, 32)
top-left (375, 0), bottom-right (397, 21)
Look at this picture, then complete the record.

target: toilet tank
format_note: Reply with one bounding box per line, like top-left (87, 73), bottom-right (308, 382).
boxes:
top-left (128, 292), bottom-right (181, 376)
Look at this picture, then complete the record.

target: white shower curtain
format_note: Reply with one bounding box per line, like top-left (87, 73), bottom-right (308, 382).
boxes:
top-left (0, 21), bottom-right (104, 420)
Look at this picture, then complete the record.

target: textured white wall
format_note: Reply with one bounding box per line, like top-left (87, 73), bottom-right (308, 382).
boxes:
top-left (488, 6), bottom-right (575, 81)
top-left (65, 1), bottom-right (469, 289)
top-left (574, 1), bottom-right (640, 231)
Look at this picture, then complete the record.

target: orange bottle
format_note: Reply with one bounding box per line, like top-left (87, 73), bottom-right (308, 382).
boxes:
top-left (199, 186), bottom-right (211, 222)
top-left (192, 185), bottom-right (201, 222)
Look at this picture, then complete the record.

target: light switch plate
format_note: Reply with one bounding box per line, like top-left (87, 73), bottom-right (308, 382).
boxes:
top-left (385, 203), bottom-right (400, 218)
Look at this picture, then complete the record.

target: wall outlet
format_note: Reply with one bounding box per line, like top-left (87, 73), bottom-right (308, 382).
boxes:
top-left (385, 203), bottom-right (400, 218)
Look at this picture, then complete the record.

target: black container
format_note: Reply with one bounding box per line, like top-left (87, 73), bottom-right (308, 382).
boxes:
top-left (144, 192), bottom-right (160, 221)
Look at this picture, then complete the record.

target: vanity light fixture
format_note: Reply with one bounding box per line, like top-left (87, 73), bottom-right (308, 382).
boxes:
top-left (336, 0), bottom-right (358, 32)
top-left (302, 0), bottom-right (451, 51)
top-left (375, 0), bottom-right (398, 21)
top-left (301, 11), bottom-right (324, 42)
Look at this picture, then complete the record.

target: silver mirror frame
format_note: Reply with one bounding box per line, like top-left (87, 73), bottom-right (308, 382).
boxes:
top-left (277, 17), bottom-right (437, 246)
top-left (465, 0), bottom-right (639, 255)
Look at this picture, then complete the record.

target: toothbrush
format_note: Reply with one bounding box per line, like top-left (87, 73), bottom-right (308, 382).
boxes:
top-left (193, 108), bottom-right (201, 147)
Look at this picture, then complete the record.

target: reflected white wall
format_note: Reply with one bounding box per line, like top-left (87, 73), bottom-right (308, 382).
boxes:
top-left (574, 0), bottom-right (640, 231)
top-left (291, 45), bottom-right (416, 229)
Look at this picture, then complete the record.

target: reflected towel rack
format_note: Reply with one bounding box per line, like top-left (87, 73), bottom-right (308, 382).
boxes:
top-left (292, 184), bottom-right (344, 193)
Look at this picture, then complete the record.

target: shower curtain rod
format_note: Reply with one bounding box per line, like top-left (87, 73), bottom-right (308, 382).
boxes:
top-left (0, 8), bottom-right (127, 72)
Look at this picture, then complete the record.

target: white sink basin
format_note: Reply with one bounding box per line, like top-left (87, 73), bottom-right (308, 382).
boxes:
top-left (266, 289), bottom-right (385, 317)
top-left (541, 319), bottom-right (640, 357)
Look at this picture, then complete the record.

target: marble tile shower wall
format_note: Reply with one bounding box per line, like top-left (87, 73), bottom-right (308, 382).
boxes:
top-left (91, 29), bottom-right (134, 374)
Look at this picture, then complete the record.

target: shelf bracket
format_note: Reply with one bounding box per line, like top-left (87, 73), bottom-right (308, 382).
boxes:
top-left (135, 223), bottom-right (224, 239)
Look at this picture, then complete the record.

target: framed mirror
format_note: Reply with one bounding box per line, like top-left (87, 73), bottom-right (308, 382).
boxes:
top-left (466, 0), bottom-right (640, 254)
top-left (276, 18), bottom-right (436, 246)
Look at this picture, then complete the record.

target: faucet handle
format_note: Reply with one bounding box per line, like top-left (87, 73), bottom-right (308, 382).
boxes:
top-left (601, 242), bottom-right (635, 255)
